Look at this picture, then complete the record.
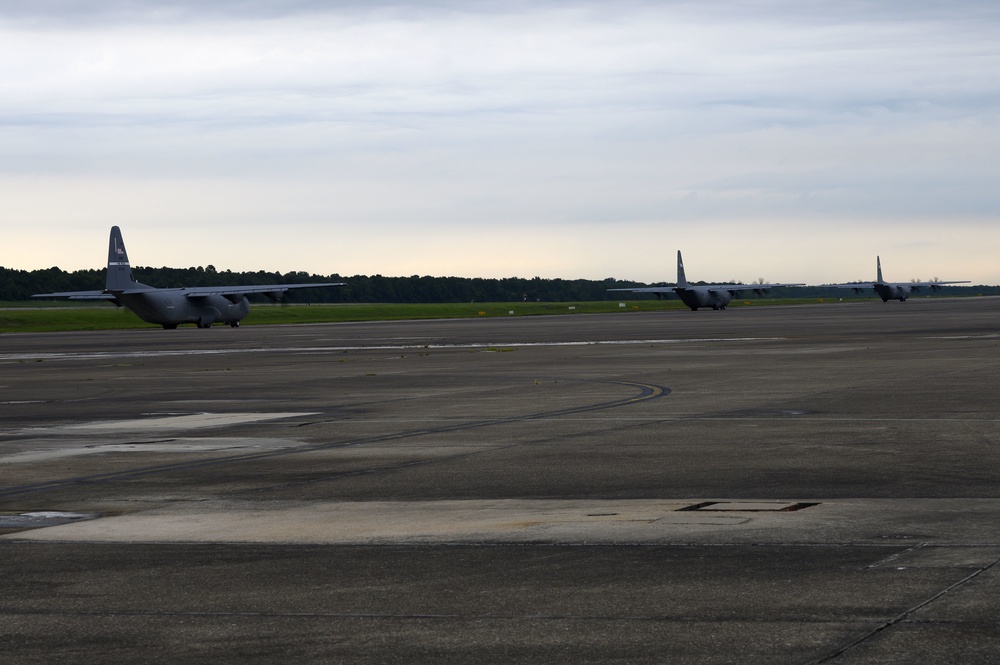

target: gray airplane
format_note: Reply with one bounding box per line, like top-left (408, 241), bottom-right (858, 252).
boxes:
top-left (609, 250), bottom-right (803, 310)
top-left (33, 226), bottom-right (345, 328)
top-left (830, 256), bottom-right (969, 302)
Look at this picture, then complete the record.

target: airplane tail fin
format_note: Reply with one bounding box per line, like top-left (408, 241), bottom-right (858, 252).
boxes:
top-left (106, 226), bottom-right (139, 292)
top-left (676, 250), bottom-right (689, 287)
top-left (876, 256), bottom-right (884, 284)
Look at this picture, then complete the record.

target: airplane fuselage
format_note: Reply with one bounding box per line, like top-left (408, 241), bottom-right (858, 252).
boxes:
top-left (116, 290), bottom-right (251, 328)
top-left (873, 284), bottom-right (911, 302)
top-left (676, 287), bottom-right (733, 311)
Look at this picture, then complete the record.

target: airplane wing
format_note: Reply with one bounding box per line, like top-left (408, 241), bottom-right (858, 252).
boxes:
top-left (904, 280), bottom-right (971, 287)
top-left (32, 290), bottom-right (117, 300)
top-left (609, 283), bottom-right (801, 295)
top-left (706, 282), bottom-right (804, 293)
top-left (828, 280), bottom-right (969, 290)
top-left (607, 287), bottom-right (674, 294)
top-left (35, 283), bottom-right (346, 301)
top-left (828, 282), bottom-right (875, 289)
top-left (182, 282), bottom-right (346, 302)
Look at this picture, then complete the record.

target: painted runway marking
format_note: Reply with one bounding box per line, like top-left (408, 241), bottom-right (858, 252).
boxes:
top-left (926, 334), bottom-right (1000, 340)
top-left (0, 338), bottom-right (783, 363)
top-left (37, 412), bottom-right (319, 433)
top-left (0, 438), bottom-right (303, 464)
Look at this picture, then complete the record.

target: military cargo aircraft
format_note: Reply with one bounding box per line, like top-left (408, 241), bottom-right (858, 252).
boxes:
top-left (609, 250), bottom-right (802, 310)
top-left (33, 226), bottom-right (344, 328)
top-left (829, 256), bottom-right (969, 302)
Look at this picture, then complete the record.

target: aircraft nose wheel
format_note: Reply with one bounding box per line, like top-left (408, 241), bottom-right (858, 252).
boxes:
top-left (230, 321), bottom-right (240, 327)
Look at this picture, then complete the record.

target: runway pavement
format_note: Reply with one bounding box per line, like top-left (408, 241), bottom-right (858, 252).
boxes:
top-left (2, 298), bottom-right (999, 663)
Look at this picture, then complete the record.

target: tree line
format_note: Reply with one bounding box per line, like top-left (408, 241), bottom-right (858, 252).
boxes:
top-left (1, 265), bottom-right (988, 304)
top-left (1, 265), bottom-right (651, 303)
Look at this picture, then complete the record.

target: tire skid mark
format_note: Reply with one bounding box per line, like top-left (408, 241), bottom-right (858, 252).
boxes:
top-left (0, 380), bottom-right (669, 498)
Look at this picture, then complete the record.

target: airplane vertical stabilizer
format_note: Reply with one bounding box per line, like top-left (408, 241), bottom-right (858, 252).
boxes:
top-left (876, 256), bottom-right (884, 284)
top-left (676, 250), bottom-right (689, 288)
top-left (106, 226), bottom-right (139, 292)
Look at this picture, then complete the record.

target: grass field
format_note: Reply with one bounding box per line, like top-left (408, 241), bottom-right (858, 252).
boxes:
top-left (0, 297), bottom-right (864, 333)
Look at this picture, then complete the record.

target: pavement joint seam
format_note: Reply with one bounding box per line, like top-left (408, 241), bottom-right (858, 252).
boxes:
top-left (815, 551), bottom-right (1000, 663)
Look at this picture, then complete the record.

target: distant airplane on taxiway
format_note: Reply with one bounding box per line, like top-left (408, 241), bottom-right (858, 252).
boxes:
top-left (826, 256), bottom-right (969, 302)
top-left (608, 250), bottom-right (803, 311)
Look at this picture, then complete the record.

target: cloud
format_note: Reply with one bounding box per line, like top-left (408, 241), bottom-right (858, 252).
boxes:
top-left (1, 1), bottom-right (999, 282)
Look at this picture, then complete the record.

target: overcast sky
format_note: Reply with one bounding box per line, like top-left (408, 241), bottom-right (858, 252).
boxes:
top-left (2, 1), bottom-right (998, 284)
